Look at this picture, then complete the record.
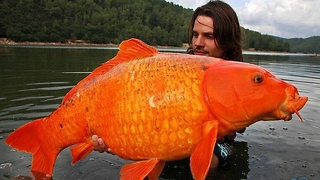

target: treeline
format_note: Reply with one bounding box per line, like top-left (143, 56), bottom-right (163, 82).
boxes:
top-left (0, 0), bottom-right (193, 46)
top-left (242, 28), bottom-right (290, 52)
top-left (0, 0), bottom-right (319, 53)
top-left (242, 28), bottom-right (320, 54)
top-left (285, 36), bottom-right (320, 54)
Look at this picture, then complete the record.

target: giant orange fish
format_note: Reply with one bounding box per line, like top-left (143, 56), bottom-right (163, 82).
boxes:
top-left (6, 38), bottom-right (308, 180)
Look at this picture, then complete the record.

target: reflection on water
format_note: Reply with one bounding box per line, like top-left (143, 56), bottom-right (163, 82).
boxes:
top-left (0, 46), bottom-right (319, 180)
top-left (160, 141), bottom-right (249, 180)
top-left (0, 47), bottom-right (117, 122)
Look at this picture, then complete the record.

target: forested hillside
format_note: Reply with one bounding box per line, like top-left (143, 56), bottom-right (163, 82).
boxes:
top-left (285, 36), bottom-right (320, 54)
top-left (0, 0), bottom-right (319, 53)
top-left (242, 28), bottom-right (320, 54)
top-left (242, 28), bottom-right (290, 52)
top-left (0, 0), bottom-right (193, 46)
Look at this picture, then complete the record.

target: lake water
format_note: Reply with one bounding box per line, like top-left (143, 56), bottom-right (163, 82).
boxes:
top-left (0, 46), bottom-right (319, 180)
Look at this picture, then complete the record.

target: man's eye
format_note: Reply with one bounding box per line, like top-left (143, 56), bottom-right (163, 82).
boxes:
top-left (207, 35), bottom-right (215, 39)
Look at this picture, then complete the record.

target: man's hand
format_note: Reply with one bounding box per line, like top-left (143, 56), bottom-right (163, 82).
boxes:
top-left (217, 128), bottom-right (246, 143)
top-left (92, 135), bottom-right (113, 154)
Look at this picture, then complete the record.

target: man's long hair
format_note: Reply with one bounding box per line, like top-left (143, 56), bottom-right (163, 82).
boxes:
top-left (188, 0), bottom-right (243, 62)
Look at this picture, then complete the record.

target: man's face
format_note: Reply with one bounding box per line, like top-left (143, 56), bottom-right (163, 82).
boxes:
top-left (192, 15), bottom-right (224, 58)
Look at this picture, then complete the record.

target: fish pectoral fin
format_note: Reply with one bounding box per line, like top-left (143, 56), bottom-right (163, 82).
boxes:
top-left (70, 142), bottom-right (94, 164)
top-left (190, 121), bottom-right (218, 180)
top-left (120, 158), bottom-right (164, 180)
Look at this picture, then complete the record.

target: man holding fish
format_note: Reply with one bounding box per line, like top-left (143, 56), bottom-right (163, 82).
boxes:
top-left (93, 0), bottom-right (246, 172)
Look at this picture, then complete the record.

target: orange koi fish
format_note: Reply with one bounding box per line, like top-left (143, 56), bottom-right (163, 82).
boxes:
top-left (6, 38), bottom-right (308, 180)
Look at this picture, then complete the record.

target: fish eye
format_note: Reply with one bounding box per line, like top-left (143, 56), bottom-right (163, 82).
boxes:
top-left (254, 75), bottom-right (263, 83)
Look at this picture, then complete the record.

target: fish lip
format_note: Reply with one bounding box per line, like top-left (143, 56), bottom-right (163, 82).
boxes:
top-left (281, 96), bottom-right (308, 121)
top-left (283, 114), bottom-right (292, 121)
top-left (294, 96), bottom-right (308, 111)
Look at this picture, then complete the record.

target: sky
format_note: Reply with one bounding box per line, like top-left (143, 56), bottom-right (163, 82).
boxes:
top-left (165, 0), bottom-right (320, 39)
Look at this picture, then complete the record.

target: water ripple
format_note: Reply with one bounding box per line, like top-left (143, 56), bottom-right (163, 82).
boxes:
top-left (27, 82), bottom-right (69, 86)
top-left (18, 85), bottom-right (74, 92)
top-left (11, 96), bottom-right (54, 102)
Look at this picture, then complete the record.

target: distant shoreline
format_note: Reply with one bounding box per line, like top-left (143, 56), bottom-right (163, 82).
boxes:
top-left (1, 38), bottom-right (317, 56)
top-left (0, 37), bottom-right (190, 49)
top-left (0, 38), bottom-right (120, 47)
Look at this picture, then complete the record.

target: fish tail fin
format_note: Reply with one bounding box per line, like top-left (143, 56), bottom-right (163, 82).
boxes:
top-left (120, 158), bottom-right (165, 180)
top-left (70, 140), bottom-right (95, 164)
top-left (5, 118), bottom-right (59, 178)
top-left (31, 147), bottom-right (58, 179)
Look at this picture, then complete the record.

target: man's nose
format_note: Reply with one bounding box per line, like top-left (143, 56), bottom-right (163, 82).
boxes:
top-left (194, 36), bottom-right (204, 47)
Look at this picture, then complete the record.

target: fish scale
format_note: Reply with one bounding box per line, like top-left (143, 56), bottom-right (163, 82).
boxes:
top-left (89, 55), bottom-right (213, 160)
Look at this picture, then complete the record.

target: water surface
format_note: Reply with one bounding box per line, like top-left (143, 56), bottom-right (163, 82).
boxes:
top-left (0, 46), bottom-right (319, 180)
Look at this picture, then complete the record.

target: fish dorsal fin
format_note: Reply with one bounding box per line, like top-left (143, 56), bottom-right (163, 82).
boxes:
top-left (62, 38), bottom-right (158, 103)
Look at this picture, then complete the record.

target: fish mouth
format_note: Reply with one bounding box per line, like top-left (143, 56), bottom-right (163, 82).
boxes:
top-left (283, 114), bottom-right (293, 121)
top-left (282, 95), bottom-right (308, 122)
